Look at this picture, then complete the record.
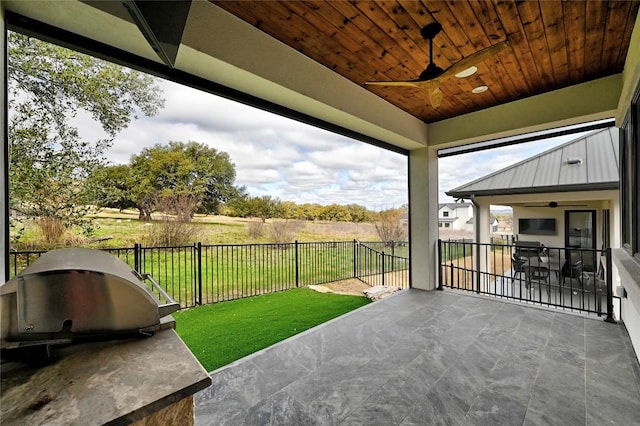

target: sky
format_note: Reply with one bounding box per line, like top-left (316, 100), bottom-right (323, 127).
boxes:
top-left (86, 78), bottom-right (583, 211)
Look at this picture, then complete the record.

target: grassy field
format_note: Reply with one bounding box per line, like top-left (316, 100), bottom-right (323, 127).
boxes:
top-left (11, 208), bottom-right (383, 249)
top-left (9, 210), bottom-right (410, 308)
top-left (173, 288), bottom-right (371, 371)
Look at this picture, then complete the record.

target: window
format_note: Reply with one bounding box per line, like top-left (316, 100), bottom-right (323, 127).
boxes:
top-left (443, 211), bottom-right (449, 217)
top-left (445, 223), bottom-right (450, 228)
top-left (620, 83), bottom-right (640, 261)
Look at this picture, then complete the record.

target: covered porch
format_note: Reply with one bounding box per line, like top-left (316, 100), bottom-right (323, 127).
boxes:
top-left (195, 289), bottom-right (640, 425)
top-left (2, 2), bottom-right (640, 424)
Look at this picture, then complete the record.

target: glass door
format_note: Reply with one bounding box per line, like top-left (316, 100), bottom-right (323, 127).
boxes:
top-left (565, 210), bottom-right (596, 272)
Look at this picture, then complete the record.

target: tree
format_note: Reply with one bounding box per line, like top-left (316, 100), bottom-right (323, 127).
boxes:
top-left (85, 164), bottom-right (138, 212)
top-left (8, 32), bottom-right (164, 243)
top-left (224, 195), bottom-right (285, 222)
top-left (373, 208), bottom-right (407, 255)
top-left (126, 141), bottom-right (240, 221)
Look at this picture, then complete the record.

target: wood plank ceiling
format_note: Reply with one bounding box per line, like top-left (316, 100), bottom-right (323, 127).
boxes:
top-left (211, 0), bottom-right (639, 124)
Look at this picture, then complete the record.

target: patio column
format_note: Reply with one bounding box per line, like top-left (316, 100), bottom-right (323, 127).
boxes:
top-left (1, 5), bottom-right (7, 281)
top-left (612, 199), bottom-right (621, 249)
top-left (475, 201), bottom-right (492, 292)
top-left (409, 147), bottom-right (439, 290)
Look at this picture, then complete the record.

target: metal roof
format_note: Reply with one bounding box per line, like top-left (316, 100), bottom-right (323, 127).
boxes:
top-left (446, 128), bottom-right (619, 199)
top-left (439, 202), bottom-right (472, 210)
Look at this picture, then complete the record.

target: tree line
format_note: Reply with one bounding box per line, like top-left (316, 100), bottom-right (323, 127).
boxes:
top-left (8, 32), bottom-right (406, 245)
top-left (87, 143), bottom-right (379, 224)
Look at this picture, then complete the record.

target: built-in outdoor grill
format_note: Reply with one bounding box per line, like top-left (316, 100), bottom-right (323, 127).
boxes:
top-left (0, 248), bottom-right (180, 362)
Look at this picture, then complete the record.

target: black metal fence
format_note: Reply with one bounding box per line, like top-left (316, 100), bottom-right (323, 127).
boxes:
top-left (356, 242), bottom-right (410, 288)
top-left (438, 239), bottom-right (616, 320)
top-left (9, 240), bottom-right (410, 308)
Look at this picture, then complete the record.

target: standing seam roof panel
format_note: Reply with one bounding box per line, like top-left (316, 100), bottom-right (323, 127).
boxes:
top-left (558, 140), bottom-right (587, 185)
top-left (509, 159), bottom-right (539, 188)
top-left (587, 130), bottom-right (618, 182)
top-left (486, 168), bottom-right (518, 191)
top-left (445, 128), bottom-right (620, 197)
top-left (532, 149), bottom-right (563, 187)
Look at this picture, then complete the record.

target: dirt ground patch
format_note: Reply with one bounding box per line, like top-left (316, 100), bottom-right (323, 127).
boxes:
top-left (316, 279), bottom-right (371, 296)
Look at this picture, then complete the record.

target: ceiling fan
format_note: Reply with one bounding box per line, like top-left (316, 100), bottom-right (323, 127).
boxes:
top-left (524, 202), bottom-right (588, 208)
top-left (365, 22), bottom-right (509, 108)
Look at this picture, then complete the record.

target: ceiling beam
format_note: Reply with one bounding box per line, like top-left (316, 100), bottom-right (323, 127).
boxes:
top-left (428, 75), bottom-right (621, 148)
top-left (617, 11), bottom-right (640, 125)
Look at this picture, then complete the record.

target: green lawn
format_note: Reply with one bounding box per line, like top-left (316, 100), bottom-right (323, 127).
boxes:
top-left (173, 288), bottom-right (371, 372)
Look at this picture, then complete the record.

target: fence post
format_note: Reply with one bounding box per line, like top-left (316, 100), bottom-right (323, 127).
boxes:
top-left (353, 240), bottom-right (357, 279)
top-left (134, 243), bottom-right (141, 273)
top-left (437, 239), bottom-right (443, 290)
top-left (196, 242), bottom-right (203, 305)
top-left (605, 247), bottom-right (616, 323)
top-left (476, 241), bottom-right (481, 294)
top-left (381, 252), bottom-right (386, 286)
top-left (295, 240), bottom-right (300, 287)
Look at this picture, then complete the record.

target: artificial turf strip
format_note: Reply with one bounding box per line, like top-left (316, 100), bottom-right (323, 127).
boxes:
top-left (173, 288), bottom-right (371, 372)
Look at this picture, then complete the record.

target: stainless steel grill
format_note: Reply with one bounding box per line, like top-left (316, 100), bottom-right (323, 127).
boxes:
top-left (1, 248), bottom-right (179, 360)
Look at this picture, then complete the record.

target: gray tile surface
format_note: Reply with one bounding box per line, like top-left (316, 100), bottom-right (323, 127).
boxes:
top-left (195, 289), bottom-right (640, 425)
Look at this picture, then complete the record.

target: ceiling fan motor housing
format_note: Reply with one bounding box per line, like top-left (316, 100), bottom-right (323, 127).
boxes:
top-left (420, 63), bottom-right (444, 80)
top-left (420, 22), bottom-right (443, 40)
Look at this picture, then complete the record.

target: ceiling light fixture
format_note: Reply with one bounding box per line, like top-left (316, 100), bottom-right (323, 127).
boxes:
top-left (472, 85), bottom-right (488, 93)
top-left (455, 66), bottom-right (478, 78)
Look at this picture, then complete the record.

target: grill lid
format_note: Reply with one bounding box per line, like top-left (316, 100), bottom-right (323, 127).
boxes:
top-left (1, 248), bottom-right (179, 350)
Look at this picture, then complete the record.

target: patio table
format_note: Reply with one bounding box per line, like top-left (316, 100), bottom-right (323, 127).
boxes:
top-left (524, 256), bottom-right (563, 279)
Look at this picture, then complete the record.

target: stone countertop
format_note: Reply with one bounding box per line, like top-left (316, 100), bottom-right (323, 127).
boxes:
top-left (0, 328), bottom-right (212, 425)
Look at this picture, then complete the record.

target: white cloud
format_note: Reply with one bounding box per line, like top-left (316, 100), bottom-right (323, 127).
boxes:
top-left (100, 79), bottom-right (410, 210)
top-left (94, 77), bottom-right (589, 211)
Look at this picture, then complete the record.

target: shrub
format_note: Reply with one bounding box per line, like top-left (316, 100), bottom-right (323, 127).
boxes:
top-left (247, 220), bottom-right (265, 239)
top-left (143, 217), bottom-right (200, 246)
top-left (37, 216), bottom-right (66, 245)
top-left (269, 220), bottom-right (305, 245)
top-left (373, 209), bottom-right (407, 255)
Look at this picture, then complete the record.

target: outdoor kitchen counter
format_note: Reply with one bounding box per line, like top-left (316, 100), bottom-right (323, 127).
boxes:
top-left (0, 326), bottom-right (212, 425)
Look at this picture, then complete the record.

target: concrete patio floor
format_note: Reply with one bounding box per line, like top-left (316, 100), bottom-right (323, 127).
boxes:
top-left (195, 289), bottom-right (640, 425)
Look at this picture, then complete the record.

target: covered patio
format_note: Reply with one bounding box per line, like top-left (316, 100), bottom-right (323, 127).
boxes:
top-left (2, 1), bottom-right (640, 424)
top-left (195, 289), bottom-right (640, 425)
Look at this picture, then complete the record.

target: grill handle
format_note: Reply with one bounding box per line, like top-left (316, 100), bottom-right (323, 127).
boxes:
top-left (140, 273), bottom-right (181, 317)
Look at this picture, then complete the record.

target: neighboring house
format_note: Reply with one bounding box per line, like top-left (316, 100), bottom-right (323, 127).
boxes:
top-left (438, 202), bottom-right (499, 234)
top-left (466, 215), bottom-right (500, 233)
top-left (447, 128), bottom-right (620, 256)
top-left (438, 202), bottom-right (473, 231)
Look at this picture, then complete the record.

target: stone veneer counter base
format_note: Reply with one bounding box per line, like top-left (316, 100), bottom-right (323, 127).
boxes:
top-left (1, 328), bottom-right (211, 425)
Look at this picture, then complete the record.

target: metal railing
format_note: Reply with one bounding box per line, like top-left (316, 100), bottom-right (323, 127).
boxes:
top-left (9, 240), bottom-right (410, 308)
top-left (438, 239), bottom-right (616, 320)
top-left (356, 242), bottom-right (410, 288)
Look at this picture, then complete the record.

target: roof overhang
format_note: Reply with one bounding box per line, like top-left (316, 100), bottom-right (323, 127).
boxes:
top-left (3, 0), bottom-right (639, 154)
top-left (447, 182), bottom-right (620, 200)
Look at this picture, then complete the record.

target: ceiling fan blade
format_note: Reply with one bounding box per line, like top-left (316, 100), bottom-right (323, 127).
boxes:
top-left (366, 79), bottom-right (443, 106)
top-left (366, 41), bottom-right (508, 88)
top-left (429, 87), bottom-right (443, 108)
top-left (365, 80), bottom-right (422, 88)
top-left (365, 79), bottom-right (441, 91)
top-left (439, 41), bottom-right (510, 81)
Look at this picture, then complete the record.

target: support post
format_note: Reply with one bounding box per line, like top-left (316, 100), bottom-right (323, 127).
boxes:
top-left (295, 240), bottom-right (299, 287)
top-left (605, 247), bottom-right (616, 323)
top-left (196, 242), bottom-right (203, 305)
top-left (134, 243), bottom-right (141, 273)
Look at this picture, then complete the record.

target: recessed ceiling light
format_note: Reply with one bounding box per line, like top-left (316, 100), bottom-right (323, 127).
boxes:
top-left (455, 66), bottom-right (478, 78)
top-left (472, 85), bottom-right (488, 94)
